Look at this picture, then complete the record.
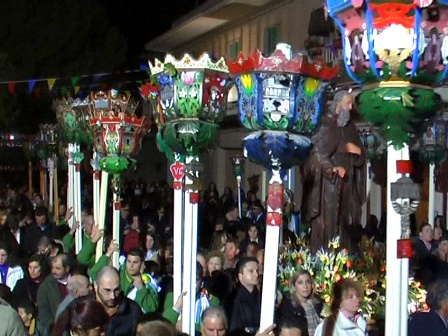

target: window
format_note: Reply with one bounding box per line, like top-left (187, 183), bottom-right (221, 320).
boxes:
top-left (264, 25), bottom-right (281, 54)
top-left (228, 40), bottom-right (240, 61)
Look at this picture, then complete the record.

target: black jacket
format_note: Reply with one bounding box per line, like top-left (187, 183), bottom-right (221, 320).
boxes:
top-left (11, 276), bottom-right (41, 308)
top-left (23, 222), bottom-right (57, 255)
top-left (58, 294), bottom-right (143, 336)
top-left (225, 284), bottom-right (261, 336)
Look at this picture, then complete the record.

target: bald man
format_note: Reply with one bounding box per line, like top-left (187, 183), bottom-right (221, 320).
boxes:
top-left (94, 266), bottom-right (143, 336)
top-left (55, 274), bottom-right (92, 319)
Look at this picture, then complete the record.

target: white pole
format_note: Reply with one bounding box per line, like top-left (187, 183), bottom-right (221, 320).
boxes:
top-left (48, 157), bottom-right (54, 213)
top-left (173, 185), bottom-right (183, 304)
top-left (181, 156), bottom-right (198, 336)
top-left (362, 161), bottom-right (372, 227)
top-left (237, 176), bottom-right (242, 218)
top-left (182, 190), bottom-right (193, 334)
top-left (428, 163), bottom-right (435, 226)
top-left (385, 144), bottom-right (409, 336)
top-left (96, 171), bottom-right (108, 262)
top-left (74, 155), bottom-right (83, 254)
top-left (259, 169), bottom-right (282, 332)
top-left (67, 145), bottom-right (74, 229)
top-left (112, 187), bottom-right (121, 269)
top-left (91, 151), bottom-right (101, 228)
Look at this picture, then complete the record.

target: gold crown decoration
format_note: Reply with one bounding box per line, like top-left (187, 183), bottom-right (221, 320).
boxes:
top-left (149, 52), bottom-right (229, 74)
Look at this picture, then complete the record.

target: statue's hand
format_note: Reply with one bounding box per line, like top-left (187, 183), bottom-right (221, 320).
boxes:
top-left (333, 166), bottom-right (346, 178)
top-left (346, 142), bottom-right (362, 155)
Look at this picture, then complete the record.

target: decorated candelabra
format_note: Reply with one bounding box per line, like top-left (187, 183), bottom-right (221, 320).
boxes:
top-left (87, 90), bottom-right (148, 267)
top-left (325, 1), bottom-right (448, 334)
top-left (231, 154), bottom-right (246, 218)
top-left (54, 97), bottom-right (92, 253)
top-left (147, 53), bottom-right (230, 336)
top-left (226, 43), bottom-right (339, 330)
top-left (38, 124), bottom-right (59, 216)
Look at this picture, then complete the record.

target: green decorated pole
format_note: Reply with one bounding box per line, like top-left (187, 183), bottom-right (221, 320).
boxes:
top-left (88, 90), bottom-right (149, 267)
top-left (148, 53), bottom-right (230, 336)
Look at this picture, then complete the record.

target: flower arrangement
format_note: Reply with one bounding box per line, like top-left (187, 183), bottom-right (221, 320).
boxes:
top-left (278, 235), bottom-right (427, 320)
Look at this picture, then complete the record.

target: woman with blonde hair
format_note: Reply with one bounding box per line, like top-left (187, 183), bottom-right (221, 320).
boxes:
top-left (314, 278), bottom-right (366, 336)
top-left (278, 269), bottom-right (323, 336)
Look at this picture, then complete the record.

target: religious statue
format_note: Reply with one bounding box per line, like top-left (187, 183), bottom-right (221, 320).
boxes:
top-left (301, 91), bottom-right (366, 253)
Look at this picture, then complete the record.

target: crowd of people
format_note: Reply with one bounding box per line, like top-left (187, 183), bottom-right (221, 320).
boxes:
top-left (0, 181), bottom-right (447, 336)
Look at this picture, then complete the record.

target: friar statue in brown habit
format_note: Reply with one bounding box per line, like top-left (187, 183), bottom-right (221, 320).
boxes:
top-left (301, 91), bottom-right (366, 253)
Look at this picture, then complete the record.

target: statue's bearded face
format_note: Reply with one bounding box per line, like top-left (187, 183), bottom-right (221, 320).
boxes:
top-left (337, 106), bottom-right (351, 127)
top-left (336, 94), bottom-right (353, 127)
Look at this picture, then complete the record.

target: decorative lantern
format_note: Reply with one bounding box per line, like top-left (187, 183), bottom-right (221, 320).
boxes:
top-left (146, 53), bottom-right (231, 336)
top-left (417, 117), bottom-right (447, 163)
top-left (226, 43), bottom-right (339, 330)
top-left (147, 53), bottom-right (231, 159)
top-left (227, 44), bottom-right (339, 171)
top-left (88, 90), bottom-right (148, 173)
top-left (326, 0), bottom-right (447, 147)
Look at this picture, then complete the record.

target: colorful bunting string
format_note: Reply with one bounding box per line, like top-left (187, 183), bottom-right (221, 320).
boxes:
top-left (1, 69), bottom-right (148, 95)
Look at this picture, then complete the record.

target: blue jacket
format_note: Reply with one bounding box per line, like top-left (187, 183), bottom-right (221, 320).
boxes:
top-left (409, 310), bottom-right (448, 336)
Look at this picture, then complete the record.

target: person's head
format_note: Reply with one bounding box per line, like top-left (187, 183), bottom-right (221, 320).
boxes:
top-left (0, 243), bottom-right (9, 265)
top-left (237, 257), bottom-right (259, 291)
top-left (251, 200), bottom-right (263, 217)
top-left (290, 269), bottom-right (314, 302)
top-left (331, 278), bottom-right (363, 316)
top-left (6, 209), bottom-right (21, 232)
top-left (67, 275), bottom-right (92, 298)
top-left (28, 254), bottom-right (50, 279)
top-left (210, 230), bottom-right (227, 251)
top-left (126, 248), bottom-right (144, 277)
top-left (120, 204), bottom-right (130, 220)
top-left (143, 231), bottom-right (157, 252)
top-left (434, 215), bottom-right (446, 229)
top-left (131, 214), bottom-right (140, 231)
top-left (95, 266), bottom-right (121, 309)
top-left (436, 237), bottom-right (448, 259)
top-left (277, 314), bottom-right (304, 336)
top-left (70, 300), bottom-right (109, 336)
top-left (201, 306), bottom-right (228, 336)
top-left (245, 241), bottom-right (260, 258)
top-left (225, 204), bottom-right (239, 220)
top-left (224, 238), bottom-right (240, 262)
top-left (333, 91), bottom-right (353, 127)
top-left (137, 320), bottom-right (177, 336)
top-left (206, 250), bottom-right (225, 275)
top-left (197, 251), bottom-right (207, 276)
top-left (51, 254), bottom-right (71, 280)
top-left (426, 279), bottom-right (448, 317)
top-left (17, 301), bottom-right (36, 326)
top-left (37, 236), bottom-right (53, 256)
top-left (256, 249), bottom-right (264, 275)
top-left (247, 224), bottom-right (259, 240)
top-left (81, 208), bottom-right (92, 226)
top-left (34, 206), bottom-right (48, 227)
top-left (84, 215), bottom-right (94, 236)
top-left (419, 222), bottom-right (434, 243)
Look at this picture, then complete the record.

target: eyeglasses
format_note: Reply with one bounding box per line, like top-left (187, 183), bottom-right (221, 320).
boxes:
top-left (99, 286), bottom-right (121, 297)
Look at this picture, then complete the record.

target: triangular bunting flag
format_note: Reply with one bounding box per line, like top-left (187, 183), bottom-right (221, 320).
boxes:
top-left (71, 76), bottom-right (80, 87)
top-left (74, 86), bottom-right (80, 95)
top-left (8, 82), bottom-right (16, 95)
top-left (28, 79), bottom-right (37, 92)
top-left (47, 78), bottom-right (57, 91)
top-left (125, 90), bottom-right (130, 96)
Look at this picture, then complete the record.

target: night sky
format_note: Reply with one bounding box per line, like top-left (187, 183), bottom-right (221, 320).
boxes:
top-left (103, 0), bottom-right (208, 64)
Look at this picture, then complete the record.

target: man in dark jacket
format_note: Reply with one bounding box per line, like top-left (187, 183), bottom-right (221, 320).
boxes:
top-left (23, 206), bottom-right (57, 255)
top-left (55, 265), bottom-right (143, 336)
top-left (409, 279), bottom-right (448, 336)
top-left (225, 257), bottom-right (261, 336)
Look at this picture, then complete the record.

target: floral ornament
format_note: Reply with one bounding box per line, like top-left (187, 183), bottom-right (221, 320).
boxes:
top-left (278, 235), bottom-right (427, 321)
top-left (181, 71), bottom-right (197, 85)
top-left (240, 74), bottom-right (254, 96)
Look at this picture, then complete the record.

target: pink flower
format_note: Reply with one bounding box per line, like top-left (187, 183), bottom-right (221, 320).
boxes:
top-left (181, 71), bottom-right (196, 85)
